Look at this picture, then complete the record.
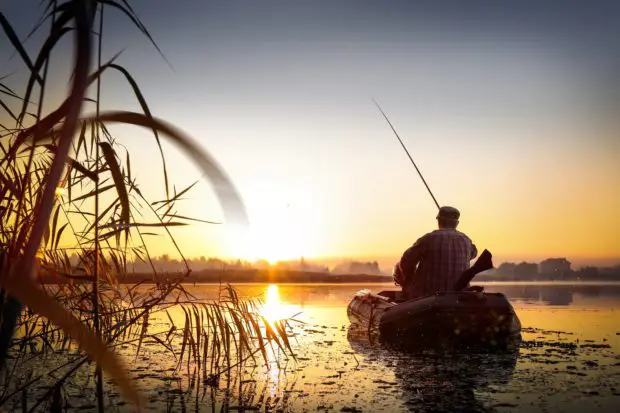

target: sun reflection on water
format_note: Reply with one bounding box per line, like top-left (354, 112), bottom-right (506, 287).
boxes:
top-left (260, 284), bottom-right (302, 325)
top-left (258, 284), bottom-right (303, 394)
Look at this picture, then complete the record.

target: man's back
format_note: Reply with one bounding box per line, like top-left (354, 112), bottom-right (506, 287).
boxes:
top-left (401, 228), bottom-right (477, 299)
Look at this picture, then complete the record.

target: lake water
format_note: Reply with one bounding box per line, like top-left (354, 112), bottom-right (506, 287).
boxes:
top-left (3, 282), bottom-right (620, 412)
top-left (148, 282), bottom-right (620, 413)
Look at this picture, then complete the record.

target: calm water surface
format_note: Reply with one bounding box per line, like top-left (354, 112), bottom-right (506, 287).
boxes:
top-left (6, 282), bottom-right (620, 412)
top-left (160, 282), bottom-right (620, 413)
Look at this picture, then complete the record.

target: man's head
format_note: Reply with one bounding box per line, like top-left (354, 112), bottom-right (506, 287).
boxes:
top-left (436, 206), bottom-right (460, 229)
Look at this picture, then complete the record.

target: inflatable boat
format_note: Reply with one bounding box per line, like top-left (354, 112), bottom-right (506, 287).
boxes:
top-left (347, 250), bottom-right (522, 351)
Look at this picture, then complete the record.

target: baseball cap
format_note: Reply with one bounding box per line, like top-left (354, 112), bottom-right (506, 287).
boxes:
top-left (436, 206), bottom-right (460, 220)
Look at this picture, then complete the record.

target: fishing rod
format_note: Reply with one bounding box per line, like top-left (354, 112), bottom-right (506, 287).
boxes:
top-left (371, 98), bottom-right (441, 210)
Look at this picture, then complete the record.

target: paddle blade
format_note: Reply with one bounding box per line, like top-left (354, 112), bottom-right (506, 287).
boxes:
top-left (453, 249), bottom-right (493, 291)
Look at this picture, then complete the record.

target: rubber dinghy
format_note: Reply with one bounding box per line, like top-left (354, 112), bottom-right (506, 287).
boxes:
top-left (347, 250), bottom-right (522, 351)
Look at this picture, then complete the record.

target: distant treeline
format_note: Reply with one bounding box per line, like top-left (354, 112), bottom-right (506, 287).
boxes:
top-left (39, 267), bottom-right (620, 285)
top-left (37, 257), bottom-right (620, 284)
top-left (480, 258), bottom-right (620, 282)
top-left (476, 272), bottom-right (620, 282)
top-left (39, 268), bottom-right (395, 285)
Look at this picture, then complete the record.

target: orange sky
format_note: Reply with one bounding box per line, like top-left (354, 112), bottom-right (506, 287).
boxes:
top-left (47, 123), bottom-right (620, 269)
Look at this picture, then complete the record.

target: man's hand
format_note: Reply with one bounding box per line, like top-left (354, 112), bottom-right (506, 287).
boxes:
top-left (466, 285), bottom-right (484, 292)
top-left (393, 263), bottom-right (405, 286)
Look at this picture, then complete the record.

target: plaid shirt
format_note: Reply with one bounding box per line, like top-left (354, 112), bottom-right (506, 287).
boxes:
top-left (398, 228), bottom-right (477, 299)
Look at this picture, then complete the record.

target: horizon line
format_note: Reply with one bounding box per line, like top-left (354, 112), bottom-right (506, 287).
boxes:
top-left (128, 254), bottom-right (620, 268)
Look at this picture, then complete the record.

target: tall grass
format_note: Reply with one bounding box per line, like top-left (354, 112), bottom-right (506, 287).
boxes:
top-left (0, 1), bottom-right (295, 410)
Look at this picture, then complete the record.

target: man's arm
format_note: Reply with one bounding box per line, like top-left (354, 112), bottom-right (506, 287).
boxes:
top-left (393, 263), bottom-right (405, 286)
top-left (398, 235), bottom-right (427, 281)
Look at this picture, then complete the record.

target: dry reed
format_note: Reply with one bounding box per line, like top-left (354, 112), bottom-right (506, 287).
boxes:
top-left (0, 1), bottom-right (296, 411)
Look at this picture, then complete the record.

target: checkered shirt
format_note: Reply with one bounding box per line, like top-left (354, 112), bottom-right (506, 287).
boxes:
top-left (398, 228), bottom-right (478, 299)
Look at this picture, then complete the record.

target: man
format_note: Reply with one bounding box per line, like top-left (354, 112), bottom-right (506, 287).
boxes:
top-left (393, 206), bottom-right (478, 300)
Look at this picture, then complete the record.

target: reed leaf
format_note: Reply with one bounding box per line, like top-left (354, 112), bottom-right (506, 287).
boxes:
top-left (274, 320), bottom-right (296, 361)
top-left (70, 184), bottom-right (115, 202)
top-left (18, 17), bottom-right (73, 123)
top-left (164, 215), bottom-right (220, 225)
top-left (53, 223), bottom-right (67, 251)
top-left (39, 144), bottom-right (98, 182)
top-left (82, 111), bottom-right (249, 227)
top-left (134, 312), bottom-right (148, 360)
top-left (0, 13), bottom-right (43, 85)
top-left (99, 222), bottom-right (188, 229)
top-left (177, 308), bottom-right (190, 371)
top-left (0, 276), bottom-right (143, 407)
top-left (49, 205), bottom-right (61, 249)
top-left (100, 62), bottom-right (170, 198)
top-left (0, 99), bottom-right (18, 123)
top-left (99, 141), bottom-right (130, 243)
top-left (97, 0), bottom-right (173, 69)
top-left (152, 180), bottom-right (199, 208)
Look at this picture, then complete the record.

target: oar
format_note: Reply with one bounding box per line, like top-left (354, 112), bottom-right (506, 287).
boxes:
top-left (453, 249), bottom-right (493, 291)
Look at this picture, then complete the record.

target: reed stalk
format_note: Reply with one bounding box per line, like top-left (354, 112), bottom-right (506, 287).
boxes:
top-left (93, 3), bottom-right (104, 412)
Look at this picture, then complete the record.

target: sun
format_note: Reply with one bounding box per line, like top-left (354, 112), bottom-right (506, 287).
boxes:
top-left (226, 214), bottom-right (311, 263)
top-left (224, 186), bottom-right (319, 263)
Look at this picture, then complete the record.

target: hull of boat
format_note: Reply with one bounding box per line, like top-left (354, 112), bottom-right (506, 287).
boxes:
top-left (347, 290), bottom-right (521, 351)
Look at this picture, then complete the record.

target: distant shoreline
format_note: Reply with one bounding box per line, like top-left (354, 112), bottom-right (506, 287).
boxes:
top-left (38, 268), bottom-right (620, 284)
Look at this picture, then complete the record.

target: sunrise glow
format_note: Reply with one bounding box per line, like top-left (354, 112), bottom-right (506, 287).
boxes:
top-left (223, 183), bottom-right (320, 263)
